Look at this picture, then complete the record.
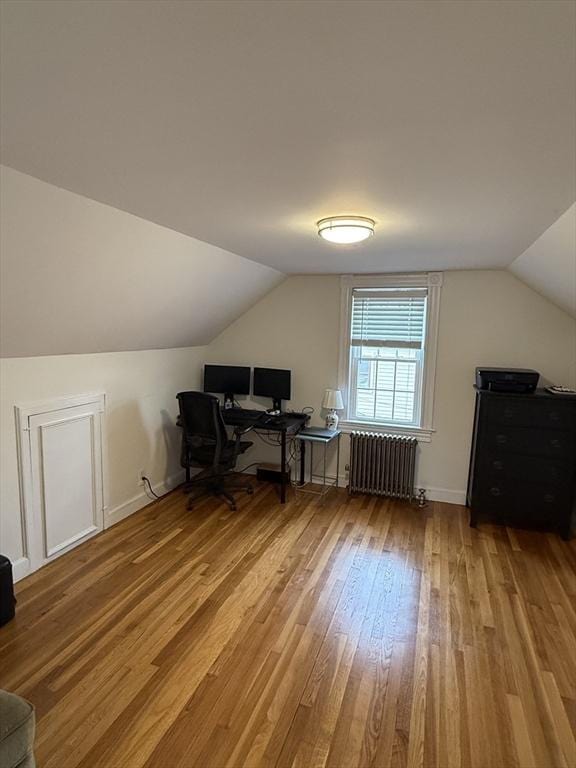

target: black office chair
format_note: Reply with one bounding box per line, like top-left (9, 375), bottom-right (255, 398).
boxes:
top-left (177, 391), bottom-right (254, 511)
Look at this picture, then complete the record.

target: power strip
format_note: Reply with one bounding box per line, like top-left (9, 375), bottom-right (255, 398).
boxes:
top-left (286, 411), bottom-right (312, 422)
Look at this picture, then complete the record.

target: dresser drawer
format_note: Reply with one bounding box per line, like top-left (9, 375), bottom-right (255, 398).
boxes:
top-left (480, 453), bottom-right (572, 486)
top-left (482, 425), bottom-right (574, 458)
top-left (522, 485), bottom-right (572, 526)
top-left (478, 480), bottom-right (571, 526)
top-left (477, 480), bottom-right (519, 514)
top-left (485, 397), bottom-right (576, 431)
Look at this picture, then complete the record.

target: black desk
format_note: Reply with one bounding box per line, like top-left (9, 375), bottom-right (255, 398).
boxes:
top-left (222, 409), bottom-right (308, 503)
top-left (178, 409), bottom-right (308, 504)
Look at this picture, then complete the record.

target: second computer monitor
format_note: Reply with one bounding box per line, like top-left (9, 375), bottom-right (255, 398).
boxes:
top-left (253, 367), bottom-right (291, 412)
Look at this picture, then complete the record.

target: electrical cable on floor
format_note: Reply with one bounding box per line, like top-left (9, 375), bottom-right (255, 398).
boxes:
top-left (142, 475), bottom-right (162, 500)
top-left (235, 461), bottom-right (262, 475)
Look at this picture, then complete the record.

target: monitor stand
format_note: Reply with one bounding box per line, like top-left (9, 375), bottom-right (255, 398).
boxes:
top-left (267, 398), bottom-right (282, 416)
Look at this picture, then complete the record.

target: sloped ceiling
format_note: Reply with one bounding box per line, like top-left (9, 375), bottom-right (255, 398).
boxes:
top-left (508, 204), bottom-right (576, 318)
top-left (0, 167), bottom-right (283, 357)
top-left (1, 0), bottom-right (575, 274)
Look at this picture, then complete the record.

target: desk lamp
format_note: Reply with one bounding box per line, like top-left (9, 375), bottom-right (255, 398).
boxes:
top-left (322, 389), bottom-right (344, 430)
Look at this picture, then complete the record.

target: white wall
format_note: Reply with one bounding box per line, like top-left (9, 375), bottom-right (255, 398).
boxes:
top-left (0, 166), bottom-right (283, 580)
top-left (0, 347), bottom-right (205, 579)
top-left (2, 265), bottom-right (574, 580)
top-left (206, 271), bottom-right (576, 503)
top-left (508, 203), bottom-right (576, 317)
top-left (0, 166), bottom-right (284, 357)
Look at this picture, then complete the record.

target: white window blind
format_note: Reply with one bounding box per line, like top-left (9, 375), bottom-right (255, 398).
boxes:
top-left (351, 289), bottom-right (428, 350)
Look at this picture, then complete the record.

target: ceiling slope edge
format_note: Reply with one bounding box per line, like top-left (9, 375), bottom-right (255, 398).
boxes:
top-left (0, 166), bottom-right (285, 357)
top-left (507, 203), bottom-right (576, 318)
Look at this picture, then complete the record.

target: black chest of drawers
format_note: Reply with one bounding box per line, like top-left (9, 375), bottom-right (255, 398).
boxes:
top-left (467, 388), bottom-right (576, 539)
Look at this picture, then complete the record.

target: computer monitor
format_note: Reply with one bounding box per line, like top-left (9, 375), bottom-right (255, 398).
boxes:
top-left (253, 367), bottom-right (291, 413)
top-left (203, 365), bottom-right (250, 407)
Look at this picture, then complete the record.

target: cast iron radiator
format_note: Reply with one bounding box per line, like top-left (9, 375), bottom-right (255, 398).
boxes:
top-left (348, 431), bottom-right (417, 500)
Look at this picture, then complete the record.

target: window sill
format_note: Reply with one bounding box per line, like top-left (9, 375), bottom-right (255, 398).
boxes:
top-left (339, 420), bottom-right (435, 442)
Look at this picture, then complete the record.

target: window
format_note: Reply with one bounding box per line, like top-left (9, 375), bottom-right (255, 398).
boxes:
top-left (339, 274), bottom-right (442, 439)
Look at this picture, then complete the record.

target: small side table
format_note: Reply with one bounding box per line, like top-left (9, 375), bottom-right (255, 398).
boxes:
top-left (295, 428), bottom-right (341, 501)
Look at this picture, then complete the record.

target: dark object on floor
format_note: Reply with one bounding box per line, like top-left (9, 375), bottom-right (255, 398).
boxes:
top-left (256, 463), bottom-right (291, 484)
top-left (467, 387), bottom-right (576, 539)
top-left (177, 391), bottom-right (254, 511)
top-left (0, 555), bottom-right (16, 627)
top-left (0, 689), bottom-right (36, 768)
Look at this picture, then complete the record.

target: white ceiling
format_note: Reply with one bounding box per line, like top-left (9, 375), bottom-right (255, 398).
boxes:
top-left (1, 0), bottom-right (575, 275)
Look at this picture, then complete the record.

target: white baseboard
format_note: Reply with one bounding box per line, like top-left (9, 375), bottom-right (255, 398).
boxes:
top-left (10, 474), bottom-right (185, 582)
top-left (105, 470), bottom-right (185, 528)
top-left (242, 465), bottom-right (466, 507)
top-left (11, 556), bottom-right (31, 583)
top-left (309, 472), bottom-right (344, 486)
top-left (343, 482), bottom-right (465, 506)
top-left (425, 487), bottom-right (467, 505)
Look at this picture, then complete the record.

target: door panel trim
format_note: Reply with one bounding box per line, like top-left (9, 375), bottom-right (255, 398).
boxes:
top-left (15, 393), bottom-right (106, 578)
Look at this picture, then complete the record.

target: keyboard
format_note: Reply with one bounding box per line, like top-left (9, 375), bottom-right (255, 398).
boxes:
top-left (260, 415), bottom-right (288, 427)
top-left (223, 408), bottom-right (310, 430)
top-left (223, 407), bottom-right (267, 425)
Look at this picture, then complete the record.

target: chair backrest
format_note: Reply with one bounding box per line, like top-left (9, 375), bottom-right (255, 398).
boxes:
top-left (176, 391), bottom-right (227, 465)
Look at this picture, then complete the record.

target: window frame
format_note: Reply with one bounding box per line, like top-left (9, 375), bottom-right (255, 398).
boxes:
top-left (337, 273), bottom-right (442, 441)
top-left (349, 345), bottom-right (424, 428)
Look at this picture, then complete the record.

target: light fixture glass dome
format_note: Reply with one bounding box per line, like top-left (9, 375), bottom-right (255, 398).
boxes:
top-left (317, 216), bottom-right (375, 244)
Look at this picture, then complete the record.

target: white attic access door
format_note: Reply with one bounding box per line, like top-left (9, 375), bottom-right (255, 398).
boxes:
top-left (16, 393), bottom-right (105, 578)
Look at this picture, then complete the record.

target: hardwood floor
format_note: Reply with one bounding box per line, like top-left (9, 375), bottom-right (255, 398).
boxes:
top-left (1, 482), bottom-right (575, 768)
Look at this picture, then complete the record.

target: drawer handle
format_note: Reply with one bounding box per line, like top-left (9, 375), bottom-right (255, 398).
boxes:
top-left (548, 412), bottom-right (560, 422)
top-left (490, 487), bottom-right (502, 497)
top-left (543, 494), bottom-right (555, 504)
top-left (550, 439), bottom-right (561, 449)
top-left (496, 434), bottom-right (507, 445)
top-left (492, 460), bottom-right (504, 471)
top-left (503, 409), bottom-right (514, 420)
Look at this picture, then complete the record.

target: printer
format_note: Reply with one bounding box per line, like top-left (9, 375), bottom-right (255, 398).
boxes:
top-left (475, 367), bottom-right (540, 394)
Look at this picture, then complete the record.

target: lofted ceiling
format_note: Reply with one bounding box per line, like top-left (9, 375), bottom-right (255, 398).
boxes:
top-left (1, 0), bottom-right (575, 275)
top-left (0, 166), bottom-right (283, 357)
top-left (509, 203), bottom-right (576, 318)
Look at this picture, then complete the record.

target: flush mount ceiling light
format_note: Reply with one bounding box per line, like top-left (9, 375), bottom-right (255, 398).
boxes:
top-left (317, 216), bottom-right (375, 244)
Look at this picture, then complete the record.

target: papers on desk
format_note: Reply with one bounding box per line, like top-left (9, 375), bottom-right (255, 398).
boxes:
top-left (299, 427), bottom-right (341, 441)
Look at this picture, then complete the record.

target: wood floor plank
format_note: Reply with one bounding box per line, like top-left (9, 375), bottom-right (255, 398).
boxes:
top-left (1, 482), bottom-right (575, 768)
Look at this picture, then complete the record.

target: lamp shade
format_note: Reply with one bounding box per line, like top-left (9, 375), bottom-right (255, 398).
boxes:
top-left (322, 388), bottom-right (344, 410)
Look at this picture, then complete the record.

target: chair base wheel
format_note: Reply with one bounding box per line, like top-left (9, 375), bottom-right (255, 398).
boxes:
top-left (184, 477), bottom-right (252, 512)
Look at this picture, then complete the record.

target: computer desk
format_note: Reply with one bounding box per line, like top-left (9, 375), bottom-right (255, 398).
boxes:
top-left (179, 409), bottom-right (309, 504)
top-left (222, 409), bottom-right (309, 503)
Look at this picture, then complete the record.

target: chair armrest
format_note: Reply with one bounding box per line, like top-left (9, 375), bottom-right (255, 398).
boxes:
top-left (230, 425), bottom-right (253, 463)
